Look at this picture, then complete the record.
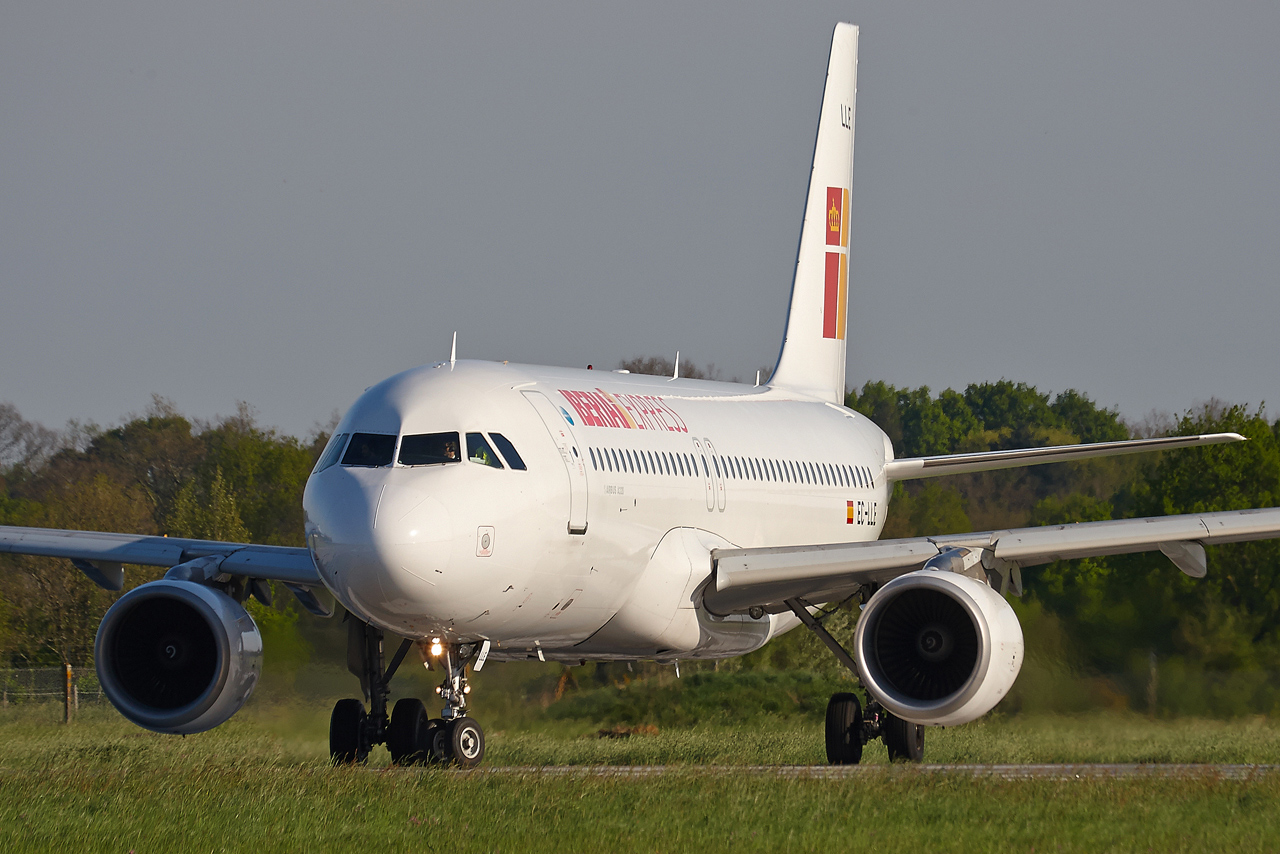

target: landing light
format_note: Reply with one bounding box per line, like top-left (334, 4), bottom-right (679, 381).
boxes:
top-left (430, 640), bottom-right (444, 657)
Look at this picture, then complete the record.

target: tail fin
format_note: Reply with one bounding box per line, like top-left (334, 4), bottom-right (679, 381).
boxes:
top-left (769, 23), bottom-right (858, 404)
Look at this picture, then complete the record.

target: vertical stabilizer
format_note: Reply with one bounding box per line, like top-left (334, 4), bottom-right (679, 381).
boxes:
top-left (769, 24), bottom-right (858, 404)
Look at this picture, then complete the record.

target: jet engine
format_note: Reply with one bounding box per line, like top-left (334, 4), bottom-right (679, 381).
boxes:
top-left (95, 579), bottom-right (262, 734)
top-left (853, 569), bottom-right (1023, 727)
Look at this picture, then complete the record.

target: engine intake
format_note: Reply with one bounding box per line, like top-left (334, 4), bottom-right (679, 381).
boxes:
top-left (95, 580), bottom-right (262, 734)
top-left (854, 570), bottom-right (1023, 727)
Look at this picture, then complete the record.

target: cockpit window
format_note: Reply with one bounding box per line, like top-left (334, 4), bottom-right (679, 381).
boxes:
top-left (398, 432), bottom-right (461, 466)
top-left (314, 432), bottom-right (350, 473)
top-left (466, 433), bottom-right (504, 468)
top-left (342, 433), bottom-right (397, 467)
top-left (490, 433), bottom-right (527, 470)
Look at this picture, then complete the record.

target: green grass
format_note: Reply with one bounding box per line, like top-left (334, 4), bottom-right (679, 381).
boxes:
top-left (3, 707), bottom-right (1280, 851)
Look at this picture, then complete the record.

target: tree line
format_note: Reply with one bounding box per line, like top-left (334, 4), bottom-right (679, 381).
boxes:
top-left (2, 371), bottom-right (1278, 715)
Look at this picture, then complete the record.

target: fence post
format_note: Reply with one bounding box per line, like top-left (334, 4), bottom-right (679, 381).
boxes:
top-left (64, 663), bottom-right (72, 724)
top-left (1146, 650), bottom-right (1159, 719)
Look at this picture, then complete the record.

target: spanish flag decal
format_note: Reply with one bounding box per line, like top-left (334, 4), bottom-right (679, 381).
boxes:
top-left (823, 187), bottom-right (850, 340)
top-left (846, 500), bottom-right (855, 524)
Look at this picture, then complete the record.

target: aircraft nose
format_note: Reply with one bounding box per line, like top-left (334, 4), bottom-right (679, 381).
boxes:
top-left (304, 468), bottom-right (454, 629)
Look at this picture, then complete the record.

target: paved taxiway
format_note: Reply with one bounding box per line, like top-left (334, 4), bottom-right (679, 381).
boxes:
top-left (476, 764), bottom-right (1277, 779)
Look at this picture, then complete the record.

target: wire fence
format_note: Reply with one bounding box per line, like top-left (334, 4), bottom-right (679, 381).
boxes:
top-left (0, 666), bottom-right (107, 716)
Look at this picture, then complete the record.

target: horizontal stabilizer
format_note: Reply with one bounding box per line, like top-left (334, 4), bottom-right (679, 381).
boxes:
top-left (883, 433), bottom-right (1245, 481)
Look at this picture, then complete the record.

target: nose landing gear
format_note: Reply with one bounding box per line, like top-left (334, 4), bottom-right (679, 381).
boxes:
top-left (421, 638), bottom-right (485, 768)
top-left (328, 617), bottom-right (486, 768)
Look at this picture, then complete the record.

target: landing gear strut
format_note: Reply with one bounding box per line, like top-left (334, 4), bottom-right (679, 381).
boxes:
top-left (328, 617), bottom-right (486, 768)
top-left (330, 616), bottom-right (412, 764)
top-left (789, 598), bottom-right (926, 766)
top-left (424, 637), bottom-right (486, 768)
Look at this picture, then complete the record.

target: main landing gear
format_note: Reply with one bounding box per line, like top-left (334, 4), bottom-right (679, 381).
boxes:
top-left (824, 692), bottom-right (925, 765)
top-left (787, 598), bottom-right (926, 765)
top-left (329, 617), bottom-right (486, 768)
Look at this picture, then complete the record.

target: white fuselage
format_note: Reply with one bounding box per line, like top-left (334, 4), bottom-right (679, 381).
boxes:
top-left (303, 360), bottom-right (891, 662)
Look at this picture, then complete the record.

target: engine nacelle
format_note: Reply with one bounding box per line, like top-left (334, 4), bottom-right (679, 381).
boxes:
top-left (95, 580), bottom-right (262, 734)
top-left (854, 569), bottom-right (1023, 727)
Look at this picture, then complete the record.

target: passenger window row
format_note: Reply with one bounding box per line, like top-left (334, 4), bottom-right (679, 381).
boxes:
top-left (315, 431), bottom-right (527, 472)
top-left (587, 446), bottom-right (875, 489)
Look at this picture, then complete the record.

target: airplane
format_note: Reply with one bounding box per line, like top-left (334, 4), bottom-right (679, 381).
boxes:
top-left (4, 22), bottom-right (1280, 769)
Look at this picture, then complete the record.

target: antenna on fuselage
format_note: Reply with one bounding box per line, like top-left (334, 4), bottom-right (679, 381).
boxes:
top-left (673, 351), bottom-right (680, 380)
top-left (755, 370), bottom-right (761, 387)
top-left (450, 331), bottom-right (457, 369)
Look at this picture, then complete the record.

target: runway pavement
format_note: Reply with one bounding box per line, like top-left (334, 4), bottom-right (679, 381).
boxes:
top-left (475, 764), bottom-right (1277, 779)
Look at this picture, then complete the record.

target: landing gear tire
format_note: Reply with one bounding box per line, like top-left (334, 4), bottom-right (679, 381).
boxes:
top-left (449, 716), bottom-right (485, 768)
top-left (330, 698), bottom-right (368, 765)
top-left (388, 698), bottom-right (429, 765)
top-left (825, 693), bottom-right (864, 765)
top-left (425, 718), bottom-right (451, 764)
top-left (883, 714), bottom-right (925, 762)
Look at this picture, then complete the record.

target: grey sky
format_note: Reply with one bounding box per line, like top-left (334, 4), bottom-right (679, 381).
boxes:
top-left (3, 2), bottom-right (1278, 439)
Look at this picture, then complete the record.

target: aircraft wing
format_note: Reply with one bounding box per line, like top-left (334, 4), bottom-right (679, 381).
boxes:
top-left (0, 524), bottom-right (330, 615)
top-left (883, 433), bottom-right (1244, 481)
top-left (703, 506), bottom-right (1280, 615)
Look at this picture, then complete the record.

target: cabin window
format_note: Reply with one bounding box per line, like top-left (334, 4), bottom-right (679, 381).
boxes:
top-left (857, 467), bottom-right (866, 488)
top-left (466, 433), bottom-right (504, 468)
top-left (314, 432), bottom-right (350, 473)
top-left (490, 433), bottom-right (527, 470)
top-left (588, 447), bottom-right (598, 470)
top-left (344, 433), bottom-right (398, 467)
